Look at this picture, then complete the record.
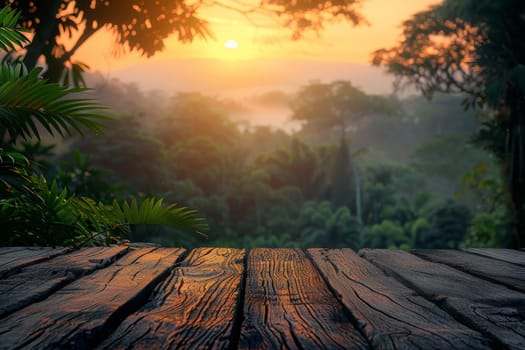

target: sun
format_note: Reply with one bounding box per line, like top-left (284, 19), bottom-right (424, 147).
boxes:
top-left (224, 39), bottom-right (238, 49)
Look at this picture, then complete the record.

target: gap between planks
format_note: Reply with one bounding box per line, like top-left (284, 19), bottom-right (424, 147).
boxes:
top-left (2, 247), bottom-right (519, 350)
top-left (0, 246), bottom-right (129, 318)
top-left (308, 248), bottom-right (490, 350)
top-left (412, 249), bottom-right (525, 293)
top-left (0, 247), bottom-right (70, 279)
top-left (360, 249), bottom-right (525, 350)
top-left (97, 248), bottom-right (245, 350)
top-left (0, 247), bottom-right (187, 350)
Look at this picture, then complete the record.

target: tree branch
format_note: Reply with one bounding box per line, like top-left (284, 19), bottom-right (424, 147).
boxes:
top-left (62, 24), bottom-right (99, 63)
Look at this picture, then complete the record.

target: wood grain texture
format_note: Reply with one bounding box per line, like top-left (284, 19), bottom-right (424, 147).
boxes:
top-left (413, 249), bottom-right (525, 292)
top-left (0, 246), bottom-right (128, 318)
top-left (0, 247), bottom-right (69, 278)
top-left (97, 247), bottom-right (245, 350)
top-left (360, 249), bottom-right (525, 350)
top-left (308, 248), bottom-right (490, 350)
top-left (0, 247), bottom-right (185, 350)
top-left (464, 248), bottom-right (525, 267)
top-left (240, 248), bottom-right (369, 350)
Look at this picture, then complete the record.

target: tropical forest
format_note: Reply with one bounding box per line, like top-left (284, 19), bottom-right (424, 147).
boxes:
top-left (1, 0), bottom-right (524, 251)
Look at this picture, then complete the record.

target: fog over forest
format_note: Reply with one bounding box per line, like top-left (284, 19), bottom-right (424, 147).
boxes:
top-left (88, 58), bottom-right (401, 131)
top-left (53, 71), bottom-right (502, 249)
top-left (2, 2), bottom-right (524, 347)
top-left (3, 0), bottom-right (520, 250)
top-left (110, 59), bottom-right (395, 95)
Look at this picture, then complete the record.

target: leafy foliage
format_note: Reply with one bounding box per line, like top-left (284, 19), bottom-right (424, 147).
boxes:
top-left (61, 78), bottom-right (493, 249)
top-left (0, 5), bottom-right (28, 50)
top-left (70, 116), bottom-right (169, 193)
top-left (290, 80), bottom-right (395, 223)
top-left (255, 138), bottom-right (326, 200)
top-left (1, 177), bottom-right (206, 247)
top-left (7, 0), bottom-right (367, 83)
top-left (0, 3), bottom-right (501, 249)
top-left (0, 149), bottom-right (31, 195)
top-left (372, 0), bottom-right (525, 247)
top-left (54, 150), bottom-right (124, 202)
top-left (296, 201), bottom-right (361, 248)
top-left (0, 5), bottom-right (207, 247)
top-left (459, 163), bottom-right (511, 248)
top-left (361, 220), bottom-right (410, 250)
top-left (416, 200), bottom-right (472, 249)
top-left (113, 198), bottom-right (206, 234)
top-left (0, 63), bottom-right (108, 142)
top-left (291, 80), bottom-right (394, 133)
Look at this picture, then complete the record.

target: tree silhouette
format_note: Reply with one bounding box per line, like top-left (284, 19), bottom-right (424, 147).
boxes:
top-left (291, 80), bottom-right (394, 223)
top-left (0, 6), bottom-right (207, 246)
top-left (6, 0), bottom-right (367, 83)
top-left (255, 138), bottom-right (325, 200)
top-left (372, 0), bottom-right (525, 247)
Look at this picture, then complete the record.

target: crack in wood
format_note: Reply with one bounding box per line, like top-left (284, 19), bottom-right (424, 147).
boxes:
top-left (1, 247), bottom-right (524, 350)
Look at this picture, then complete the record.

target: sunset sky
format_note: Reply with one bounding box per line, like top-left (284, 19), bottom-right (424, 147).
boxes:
top-left (75, 0), bottom-right (438, 72)
top-left (72, 0), bottom-right (439, 128)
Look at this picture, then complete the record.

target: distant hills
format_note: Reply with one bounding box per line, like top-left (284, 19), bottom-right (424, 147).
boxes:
top-left (105, 58), bottom-right (397, 97)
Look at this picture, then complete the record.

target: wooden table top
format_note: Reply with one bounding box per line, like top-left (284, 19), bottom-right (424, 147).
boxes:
top-left (0, 247), bottom-right (524, 349)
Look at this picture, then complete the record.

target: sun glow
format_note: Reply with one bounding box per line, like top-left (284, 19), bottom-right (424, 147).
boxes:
top-left (73, 0), bottom-right (439, 71)
top-left (224, 39), bottom-right (238, 49)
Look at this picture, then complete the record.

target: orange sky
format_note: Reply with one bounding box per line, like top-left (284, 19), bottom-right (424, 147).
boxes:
top-left (75, 0), bottom-right (439, 73)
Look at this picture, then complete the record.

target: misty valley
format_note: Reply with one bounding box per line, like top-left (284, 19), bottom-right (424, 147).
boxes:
top-left (4, 76), bottom-right (506, 250)
top-left (1, 1), bottom-right (525, 349)
top-left (1, 0), bottom-right (523, 250)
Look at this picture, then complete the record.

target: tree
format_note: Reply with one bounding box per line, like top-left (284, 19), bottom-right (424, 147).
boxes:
top-left (0, 6), bottom-right (207, 246)
top-left (372, 0), bottom-right (525, 247)
top-left (291, 80), bottom-right (394, 222)
top-left (361, 220), bottom-right (410, 249)
top-left (328, 138), bottom-right (355, 209)
top-left (6, 0), bottom-right (367, 83)
top-left (296, 201), bottom-right (361, 248)
top-left (410, 135), bottom-right (496, 198)
top-left (153, 93), bottom-right (244, 196)
top-left (416, 200), bottom-right (472, 249)
top-left (169, 136), bottom-right (229, 195)
top-left (69, 116), bottom-right (170, 193)
top-left (156, 92), bottom-right (240, 148)
top-left (255, 138), bottom-right (326, 200)
top-left (459, 163), bottom-right (511, 247)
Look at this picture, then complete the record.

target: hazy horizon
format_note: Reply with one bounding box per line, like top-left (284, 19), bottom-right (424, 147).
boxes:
top-left (71, 0), bottom-right (431, 131)
top-left (87, 58), bottom-right (411, 132)
top-left (104, 58), bottom-right (397, 97)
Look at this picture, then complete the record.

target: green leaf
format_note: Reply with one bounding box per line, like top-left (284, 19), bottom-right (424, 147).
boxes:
top-left (0, 6), bottom-right (29, 51)
top-left (0, 62), bottom-right (110, 142)
top-left (111, 198), bottom-right (208, 235)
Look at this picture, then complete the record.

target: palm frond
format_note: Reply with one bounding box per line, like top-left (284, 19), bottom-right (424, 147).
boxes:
top-left (111, 198), bottom-right (208, 235)
top-left (0, 63), bottom-right (109, 141)
top-left (0, 6), bottom-right (29, 51)
top-left (61, 61), bottom-right (90, 88)
top-left (0, 149), bottom-right (36, 197)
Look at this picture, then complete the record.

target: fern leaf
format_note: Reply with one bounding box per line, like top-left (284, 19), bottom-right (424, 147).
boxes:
top-left (112, 198), bottom-right (208, 234)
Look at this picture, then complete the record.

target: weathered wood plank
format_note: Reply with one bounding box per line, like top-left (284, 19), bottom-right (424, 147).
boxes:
top-left (240, 248), bottom-right (369, 350)
top-left (360, 249), bottom-right (525, 350)
top-left (464, 248), bottom-right (525, 267)
top-left (0, 246), bottom-right (128, 318)
top-left (0, 247), bottom-right (185, 350)
top-left (0, 247), bottom-right (28, 255)
top-left (97, 247), bottom-right (244, 350)
top-left (0, 247), bottom-right (69, 279)
top-left (308, 248), bottom-right (490, 349)
top-left (413, 249), bottom-right (525, 293)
